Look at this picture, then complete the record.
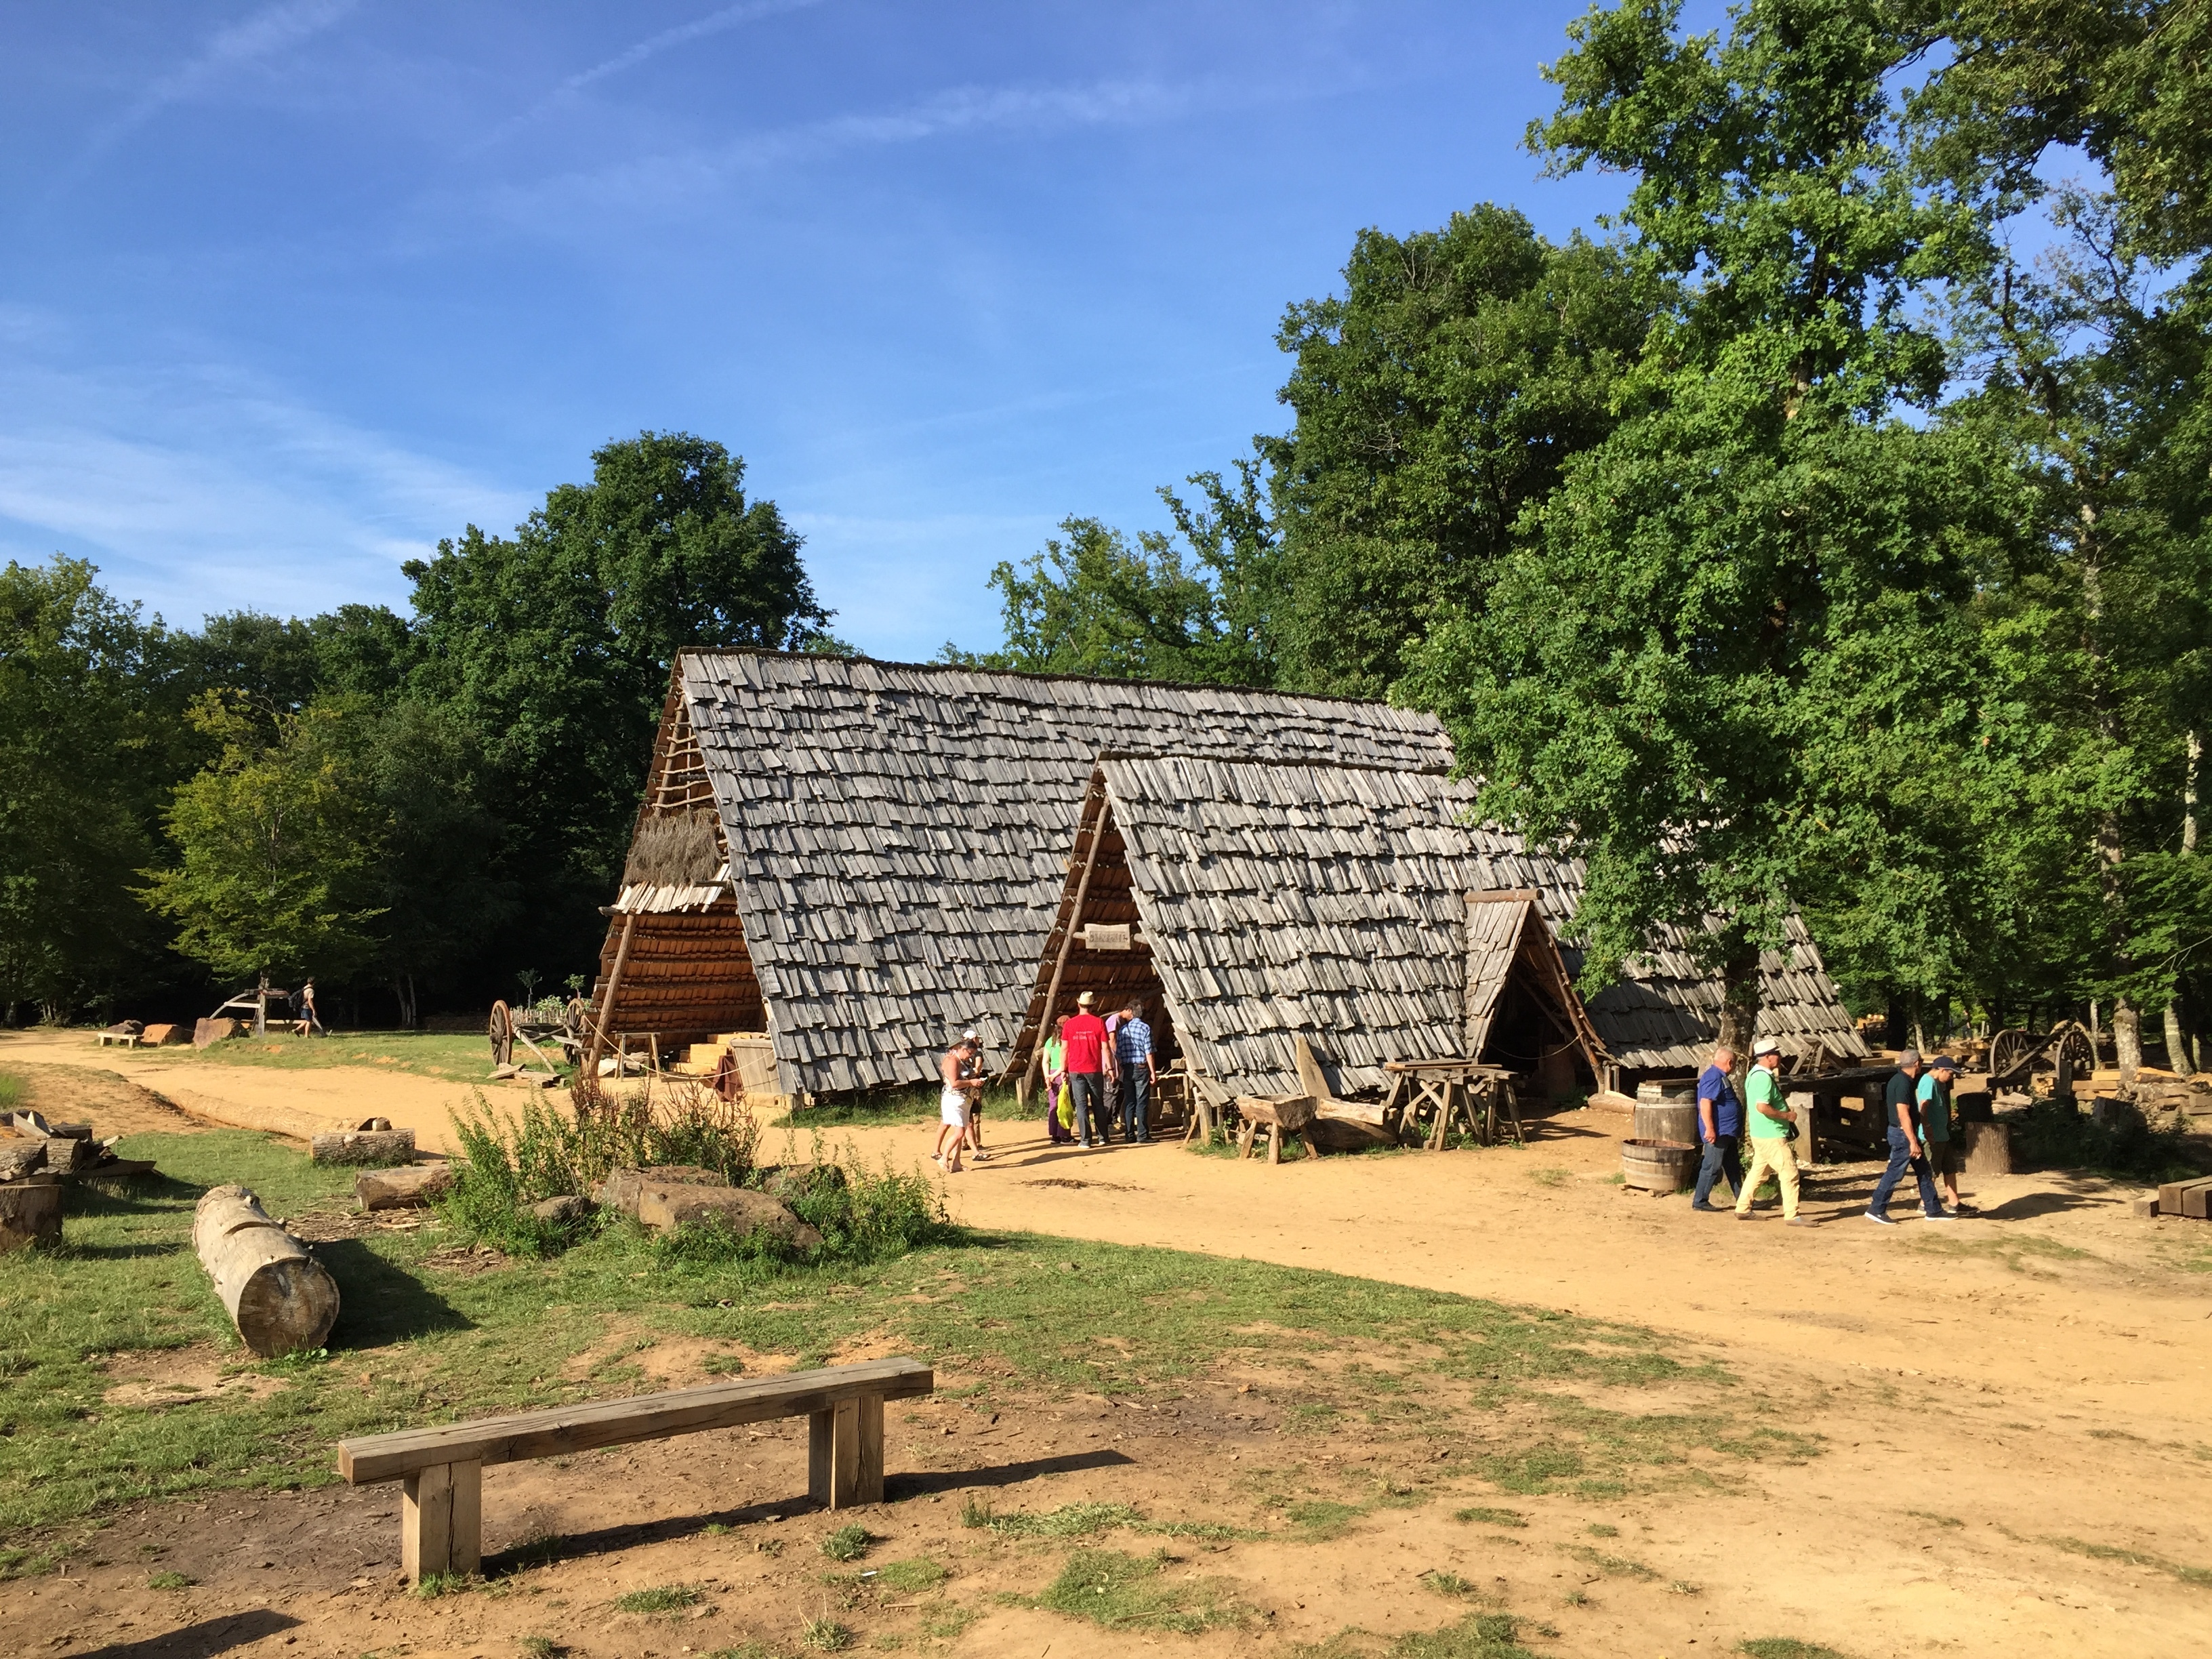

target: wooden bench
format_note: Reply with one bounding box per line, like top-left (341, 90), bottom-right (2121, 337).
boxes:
top-left (336, 1356), bottom-right (933, 1582)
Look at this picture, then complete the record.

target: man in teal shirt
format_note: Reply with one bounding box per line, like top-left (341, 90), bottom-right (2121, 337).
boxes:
top-left (1917, 1053), bottom-right (1971, 1215)
top-left (1735, 1037), bottom-right (1814, 1225)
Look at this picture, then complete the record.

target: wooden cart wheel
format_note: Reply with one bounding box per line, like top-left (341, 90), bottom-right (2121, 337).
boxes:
top-left (488, 1000), bottom-right (514, 1068)
top-left (564, 996), bottom-right (589, 1036)
top-left (1988, 1027), bottom-right (2032, 1082)
top-left (2055, 1022), bottom-right (2097, 1080)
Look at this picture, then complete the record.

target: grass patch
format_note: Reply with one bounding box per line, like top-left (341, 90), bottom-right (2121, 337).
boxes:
top-left (1, 1128), bottom-right (1803, 1570)
top-left (1033, 1547), bottom-right (1244, 1633)
top-left (1528, 1168), bottom-right (1570, 1188)
top-left (1907, 1230), bottom-right (2091, 1275)
top-left (874, 1559), bottom-right (948, 1593)
top-left (0, 1072), bottom-right (21, 1112)
top-left (1559, 1543), bottom-right (1658, 1580)
top-left (115, 1029), bottom-right (507, 1086)
top-left (1421, 1570), bottom-right (1479, 1597)
top-left (1286, 1500), bottom-right (1365, 1540)
top-left (802, 1617), bottom-right (854, 1651)
top-left (1304, 1613), bottom-right (1538, 1659)
top-left (146, 1570), bottom-right (194, 1589)
top-left (820, 1523), bottom-right (870, 1561)
top-left (613, 1583), bottom-right (704, 1614)
top-left (918, 1606), bottom-right (977, 1639)
top-left (1906, 1509), bottom-right (1965, 1528)
top-left (964, 1500), bottom-right (1248, 1542)
top-left (1739, 1641), bottom-right (1853, 1659)
top-left (1454, 1506), bottom-right (1527, 1528)
top-left (2046, 1534), bottom-right (2212, 1589)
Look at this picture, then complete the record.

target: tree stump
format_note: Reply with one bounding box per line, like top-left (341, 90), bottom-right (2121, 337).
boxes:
top-left (192, 1185), bottom-right (340, 1357)
top-left (0, 1179), bottom-right (63, 1251)
top-left (311, 1128), bottom-right (416, 1166)
top-left (1961, 1121), bottom-right (2011, 1177)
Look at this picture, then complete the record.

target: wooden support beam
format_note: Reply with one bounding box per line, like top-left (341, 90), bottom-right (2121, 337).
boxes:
top-left (402, 1459), bottom-right (481, 1582)
top-left (1023, 781), bottom-right (1108, 1095)
top-left (583, 912), bottom-right (640, 1080)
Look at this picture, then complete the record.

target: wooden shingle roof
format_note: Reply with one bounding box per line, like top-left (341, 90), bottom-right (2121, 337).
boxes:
top-left (676, 651), bottom-right (1455, 1093)
top-left (1089, 755), bottom-right (1866, 1095)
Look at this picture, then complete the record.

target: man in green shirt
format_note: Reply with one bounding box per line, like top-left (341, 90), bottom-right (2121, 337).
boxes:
top-left (1917, 1053), bottom-right (1971, 1215)
top-left (1735, 1037), bottom-right (1814, 1225)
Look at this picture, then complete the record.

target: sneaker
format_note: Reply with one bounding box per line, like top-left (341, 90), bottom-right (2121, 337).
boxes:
top-left (1735, 1211), bottom-right (1755, 1221)
top-left (1689, 1202), bottom-right (1719, 1212)
top-left (1866, 1211), bottom-right (1898, 1227)
top-left (1786, 1216), bottom-right (1817, 1228)
top-left (1923, 1209), bottom-right (1954, 1221)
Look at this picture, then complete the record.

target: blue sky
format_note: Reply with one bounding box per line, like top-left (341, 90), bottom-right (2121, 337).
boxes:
top-left (1, 1), bottom-right (1633, 660)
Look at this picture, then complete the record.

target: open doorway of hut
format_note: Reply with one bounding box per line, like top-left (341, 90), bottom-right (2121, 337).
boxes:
top-left (1478, 973), bottom-right (1596, 1102)
top-left (1043, 960), bottom-right (1181, 1105)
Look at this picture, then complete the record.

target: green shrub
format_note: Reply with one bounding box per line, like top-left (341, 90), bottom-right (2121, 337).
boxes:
top-left (648, 1145), bottom-right (958, 1271)
top-left (821, 1523), bottom-right (870, 1561)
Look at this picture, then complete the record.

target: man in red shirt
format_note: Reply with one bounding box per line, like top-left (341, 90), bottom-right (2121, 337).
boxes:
top-left (1059, 990), bottom-right (1115, 1149)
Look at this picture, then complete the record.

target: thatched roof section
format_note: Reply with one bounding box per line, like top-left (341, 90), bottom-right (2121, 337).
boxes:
top-left (1067, 755), bottom-right (1864, 1095)
top-left (674, 651), bottom-right (1454, 1093)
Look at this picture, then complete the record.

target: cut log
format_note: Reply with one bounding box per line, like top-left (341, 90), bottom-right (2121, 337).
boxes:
top-left (0, 1141), bottom-right (48, 1182)
top-left (311, 1128), bottom-right (416, 1166)
top-left (140, 1023), bottom-right (186, 1046)
top-left (0, 1179), bottom-right (64, 1251)
top-left (193, 1017), bottom-right (240, 1048)
top-left (356, 1164), bottom-right (455, 1210)
top-left (192, 1185), bottom-right (340, 1357)
top-left (1961, 1121), bottom-right (2012, 1177)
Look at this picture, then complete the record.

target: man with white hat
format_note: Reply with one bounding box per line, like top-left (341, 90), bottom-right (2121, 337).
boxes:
top-left (1060, 991), bottom-right (1112, 1149)
top-left (1735, 1037), bottom-right (1814, 1225)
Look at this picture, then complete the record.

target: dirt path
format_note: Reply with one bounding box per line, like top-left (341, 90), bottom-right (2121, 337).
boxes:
top-left (9, 1049), bottom-right (2212, 1656)
top-left (0, 1030), bottom-right (498, 1153)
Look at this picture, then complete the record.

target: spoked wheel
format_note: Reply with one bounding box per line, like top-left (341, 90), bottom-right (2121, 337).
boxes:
top-left (2054, 1021), bottom-right (2097, 1080)
top-left (488, 1000), bottom-right (514, 1068)
top-left (1988, 1027), bottom-right (2033, 1082)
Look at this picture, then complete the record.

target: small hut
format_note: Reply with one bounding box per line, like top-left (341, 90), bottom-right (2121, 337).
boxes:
top-left (1004, 755), bottom-right (1866, 1101)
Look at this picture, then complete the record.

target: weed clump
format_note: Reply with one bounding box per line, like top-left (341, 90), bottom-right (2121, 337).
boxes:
top-left (614, 1584), bottom-right (704, 1614)
top-left (1035, 1547), bottom-right (1242, 1633)
top-left (820, 1523), bottom-right (870, 1561)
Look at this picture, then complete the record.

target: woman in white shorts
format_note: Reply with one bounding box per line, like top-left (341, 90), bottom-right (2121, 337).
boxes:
top-left (933, 1031), bottom-right (982, 1172)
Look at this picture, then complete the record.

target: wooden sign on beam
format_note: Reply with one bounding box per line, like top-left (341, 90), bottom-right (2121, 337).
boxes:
top-left (1082, 923), bottom-right (1132, 951)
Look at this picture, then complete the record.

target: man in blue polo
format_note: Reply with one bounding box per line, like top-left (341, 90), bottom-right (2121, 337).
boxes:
top-left (1689, 1043), bottom-right (1744, 1212)
top-left (1867, 1047), bottom-right (1952, 1225)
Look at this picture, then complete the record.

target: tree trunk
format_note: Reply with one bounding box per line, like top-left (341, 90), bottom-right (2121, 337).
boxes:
top-left (310, 1128), bottom-right (416, 1166)
top-left (192, 1185), bottom-right (340, 1357)
top-left (2113, 999), bottom-right (2142, 1082)
top-left (393, 975), bottom-right (418, 1031)
top-left (1716, 939), bottom-right (1763, 1073)
top-left (255, 972), bottom-right (268, 1040)
top-left (2163, 1002), bottom-right (2189, 1074)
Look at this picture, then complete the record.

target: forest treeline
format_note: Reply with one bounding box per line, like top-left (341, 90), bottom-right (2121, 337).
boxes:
top-left (952, 0), bottom-right (2212, 1069)
top-left (0, 434), bottom-right (842, 1027)
top-left (4, 0), bottom-right (2209, 1062)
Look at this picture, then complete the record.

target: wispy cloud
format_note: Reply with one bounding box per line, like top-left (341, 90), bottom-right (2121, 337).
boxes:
top-left (76, 0), bottom-right (360, 170)
top-left (489, 74), bottom-right (1230, 220)
top-left (474, 0), bottom-right (830, 150)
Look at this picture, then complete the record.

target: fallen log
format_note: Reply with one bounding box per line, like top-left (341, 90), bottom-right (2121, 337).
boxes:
top-left (0, 1141), bottom-right (47, 1181)
top-left (356, 1164), bottom-right (455, 1210)
top-left (192, 1184), bottom-right (341, 1357)
top-left (311, 1128), bottom-right (416, 1166)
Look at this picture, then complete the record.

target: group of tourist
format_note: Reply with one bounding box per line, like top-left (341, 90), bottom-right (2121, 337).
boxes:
top-left (1692, 1040), bottom-right (1973, 1223)
top-left (930, 989), bottom-right (1162, 1171)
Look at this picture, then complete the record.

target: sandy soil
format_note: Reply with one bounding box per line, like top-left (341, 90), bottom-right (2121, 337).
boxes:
top-left (7, 1040), bottom-right (2212, 1658)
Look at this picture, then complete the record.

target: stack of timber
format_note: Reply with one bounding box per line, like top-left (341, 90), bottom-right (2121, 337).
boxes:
top-left (1, 1110), bottom-right (156, 1179)
top-left (193, 1185), bottom-right (340, 1357)
top-left (2148, 1174), bottom-right (2212, 1219)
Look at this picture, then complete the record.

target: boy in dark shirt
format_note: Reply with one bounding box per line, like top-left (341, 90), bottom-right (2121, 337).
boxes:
top-left (1866, 1048), bottom-right (1950, 1225)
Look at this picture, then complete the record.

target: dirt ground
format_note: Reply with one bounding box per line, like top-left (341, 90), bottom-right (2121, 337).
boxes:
top-left (7, 1033), bottom-right (2212, 1659)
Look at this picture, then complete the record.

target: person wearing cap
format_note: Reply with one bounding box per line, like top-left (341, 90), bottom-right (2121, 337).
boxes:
top-left (933, 1031), bottom-right (985, 1174)
top-left (1113, 1000), bottom-right (1158, 1144)
top-left (1061, 991), bottom-right (1112, 1149)
top-left (1917, 1054), bottom-right (1971, 1215)
top-left (1867, 1047), bottom-right (1950, 1225)
top-left (1735, 1038), bottom-right (1813, 1224)
top-left (1689, 1043), bottom-right (1744, 1212)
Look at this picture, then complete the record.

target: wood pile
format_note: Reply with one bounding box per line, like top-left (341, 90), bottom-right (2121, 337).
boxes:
top-left (1, 1110), bottom-right (156, 1179)
top-left (2149, 1175), bottom-right (2212, 1219)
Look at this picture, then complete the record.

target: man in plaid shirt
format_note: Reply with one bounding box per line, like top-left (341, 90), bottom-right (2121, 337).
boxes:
top-left (1113, 1002), bottom-right (1158, 1145)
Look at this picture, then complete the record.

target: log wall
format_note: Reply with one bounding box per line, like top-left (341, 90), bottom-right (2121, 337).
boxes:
top-left (590, 904), bottom-right (764, 1046)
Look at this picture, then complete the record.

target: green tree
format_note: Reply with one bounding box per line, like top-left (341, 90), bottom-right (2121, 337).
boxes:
top-left (0, 558), bottom-right (165, 1021)
top-left (404, 432), bottom-right (829, 975)
top-left (140, 695), bottom-right (387, 1035)
top-left (1404, 0), bottom-right (1989, 1053)
top-left (1265, 204), bottom-right (1659, 695)
top-left (975, 463), bottom-right (1284, 686)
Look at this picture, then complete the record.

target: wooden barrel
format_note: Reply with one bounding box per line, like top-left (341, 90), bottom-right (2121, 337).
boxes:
top-left (1633, 1102), bottom-right (1700, 1145)
top-left (1621, 1137), bottom-right (1699, 1193)
top-left (1636, 1080), bottom-right (1696, 1104)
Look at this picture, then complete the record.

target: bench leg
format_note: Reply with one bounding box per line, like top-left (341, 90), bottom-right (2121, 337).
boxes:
top-left (810, 1398), bottom-right (862, 1509)
top-left (402, 1458), bottom-right (481, 1584)
top-left (855, 1394), bottom-right (885, 1504)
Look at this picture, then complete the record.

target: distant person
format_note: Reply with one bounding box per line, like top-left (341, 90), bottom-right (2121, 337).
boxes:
top-left (1689, 1043), bottom-right (1744, 1212)
top-left (293, 979), bottom-right (324, 1037)
top-left (1114, 1001), bottom-right (1158, 1144)
top-left (1042, 1015), bottom-right (1073, 1145)
top-left (1061, 992), bottom-right (1111, 1149)
top-left (933, 1031), bottom-right (985, 1174)
top-left (1919, 1053), bottom-right (1972, 1215)
top-left (959, 1028), bottom-right (991, 1162)
top-left (1736, 1038), bottom-right (1813, 1225)
top-left (1867, 1048), bottom-right (1951, 1225)
top-left (1101, 1005), bottom-right (1126, 1143)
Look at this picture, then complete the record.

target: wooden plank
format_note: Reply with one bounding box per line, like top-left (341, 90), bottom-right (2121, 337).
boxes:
top-left (810, 1397), bottom-right (863, 1507)
top-left (855, 1394), bottom-right (886, 1504)
top-left (402, 1459), bottom-right (480, 1582)
top-left (339, 1358), bottom-right (933, 1483)
top-left (2185, 1183), bottom-right (2212, 1221)
top-left (2154, 1174), bottom-right (2212, 1212)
